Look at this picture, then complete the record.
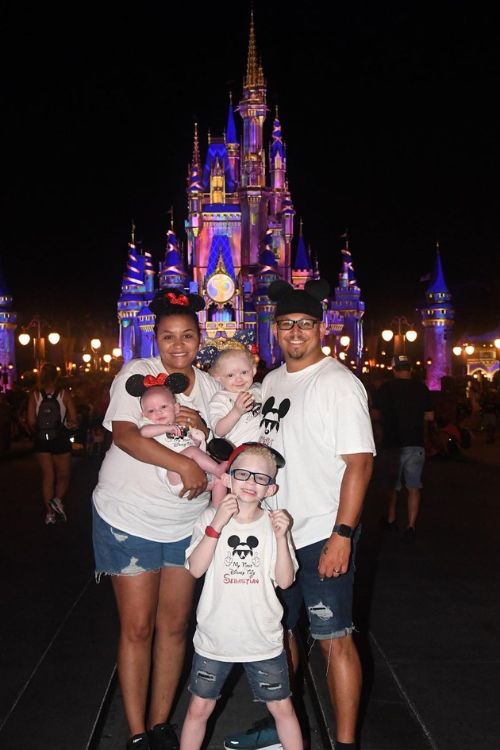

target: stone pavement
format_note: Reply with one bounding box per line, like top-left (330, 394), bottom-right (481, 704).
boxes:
top-left (1, 433), bottom-right (499, 749)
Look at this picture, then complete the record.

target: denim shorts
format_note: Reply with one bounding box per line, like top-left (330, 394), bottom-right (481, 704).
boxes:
top-left (188, 650), bottom-right (291, 703)
top-left (92, 504), bottom-right (191, 576)
top-left (396, 446), bottom-right (425, 490)
top-left (278, 530), bottom-right (360, 640)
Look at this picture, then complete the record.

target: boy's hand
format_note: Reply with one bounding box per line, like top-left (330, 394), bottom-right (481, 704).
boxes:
top-left (212, 493), bottom-right (239, 531)
top-left (232, 392), bottom-right (255, 416)
top-left (269, 509), bottom-right (292, 539)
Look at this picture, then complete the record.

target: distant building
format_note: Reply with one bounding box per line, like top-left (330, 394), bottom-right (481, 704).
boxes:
top-left (420, 247), bottom-right (454, 390)
top-left (0, 260), bottom-right (17, 390)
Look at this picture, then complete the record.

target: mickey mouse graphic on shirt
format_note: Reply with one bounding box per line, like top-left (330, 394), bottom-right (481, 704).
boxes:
top-left (224, 534), bottom-right (262, 579)
top-left (260, 397), bottom-right (290, 435)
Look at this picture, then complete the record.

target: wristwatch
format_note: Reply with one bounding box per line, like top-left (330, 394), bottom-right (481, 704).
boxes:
top-left (332, 524), bottom-right (355, 539)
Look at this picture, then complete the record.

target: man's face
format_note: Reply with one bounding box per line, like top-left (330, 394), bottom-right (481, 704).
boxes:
top-left (273, 314), bottom-right (325, 370)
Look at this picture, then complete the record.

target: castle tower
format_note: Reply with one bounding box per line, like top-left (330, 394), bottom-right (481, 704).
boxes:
top-left (0, 258), bottom-right (17, 388)
top-left (420, 246), bottom-right (454, 390)
top-left (332, 235), bottom-right (365, 367)
top-left (291, 219), bottom-right (314, 290)
top-left (226, 95), bottom-right (240, 189)
top-left (237, 11), bottom-right (269, 267)
top-left (255, 232), bottom-right (281, 366)
top-left (117, 225), bottom-right (148, 363)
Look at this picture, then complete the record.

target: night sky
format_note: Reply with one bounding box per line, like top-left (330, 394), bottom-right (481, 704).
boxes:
top-left (1, 1), bottom-right (498, 338)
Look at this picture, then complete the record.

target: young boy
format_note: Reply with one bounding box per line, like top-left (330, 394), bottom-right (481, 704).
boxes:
top-left (209, 347), bottom-right (262, 446)
top-left (139, 385), bottom-right (228, 504)
top-left (180, 444), bottom-right (303, 750)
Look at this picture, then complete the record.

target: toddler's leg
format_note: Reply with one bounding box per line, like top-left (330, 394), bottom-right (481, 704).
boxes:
top-left (267, 698), bottom-right (303, 750)
top-left (180, 695), bottom-right (216, 750)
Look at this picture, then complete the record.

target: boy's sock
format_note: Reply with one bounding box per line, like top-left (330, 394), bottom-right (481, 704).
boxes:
top-left (335, 742), bottom-right (358, 750)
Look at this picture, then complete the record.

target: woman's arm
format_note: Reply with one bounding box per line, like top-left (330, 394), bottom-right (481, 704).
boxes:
top-left (63, 391), bottom-right (78, 429)
top-left (112, 420), bottom-right (207, 499)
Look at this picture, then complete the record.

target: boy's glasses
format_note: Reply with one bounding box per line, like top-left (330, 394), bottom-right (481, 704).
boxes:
top-left (276, 318), bottom-right (319, 331)
top-left (230, 468), bottom-right (274, 486)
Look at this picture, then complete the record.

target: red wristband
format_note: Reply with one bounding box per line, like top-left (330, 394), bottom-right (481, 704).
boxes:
top-left (205, 525), bottom-right (221, 539)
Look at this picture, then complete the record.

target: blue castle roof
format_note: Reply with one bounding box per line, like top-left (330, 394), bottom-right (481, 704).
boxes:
top-left (0, 258), bottom-right (9, 296)
top-left (426, 251), bottom-right (450, 296)
top-left (270, 117), bottom-right (285, 160)
top-left (201, 142), bottom-right (235, 192)
top-left (226, 101), bottom-right (238, 144)
top-left (206, 235), bottom-right (236, 278)
top-left (293, 233), bottom-right (310, 270)
top-left (123, 244), bottom-right (145, 286)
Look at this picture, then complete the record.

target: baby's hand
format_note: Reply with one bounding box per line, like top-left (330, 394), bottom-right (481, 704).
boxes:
top-left (269, 509), bottom-right (292, 539)
top-left (167, 424), bottom-right (184, 438)
top-left (233, 391), bottom-right (255, 416)
top-left (212, 493), bottom-right (239, 530)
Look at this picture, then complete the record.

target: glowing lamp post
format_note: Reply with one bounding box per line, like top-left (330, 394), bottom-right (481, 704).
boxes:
top-left (18, 315), bottom-right (61, 370)
top-left (382, 316), bottom-right (418, 356)
top-left (90, 338), bottom-right (102, 370)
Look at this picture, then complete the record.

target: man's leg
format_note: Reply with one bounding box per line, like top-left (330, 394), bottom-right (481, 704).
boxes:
top-left (318, 634), bottom-right (362, 744)
top-left (386, 488), bottom-right (398, 524)
top-left (407, 487), bottom-right (421, 529)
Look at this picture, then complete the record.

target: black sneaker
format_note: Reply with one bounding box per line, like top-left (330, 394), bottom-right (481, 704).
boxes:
top-left (148, 722), bottom-right (179, 750)
top-left (126, 733), bottom-right (150, 750)
top-left (379, 517), bottom-right (398, 532)
top-left (224, 717), bottom-right (281, 749)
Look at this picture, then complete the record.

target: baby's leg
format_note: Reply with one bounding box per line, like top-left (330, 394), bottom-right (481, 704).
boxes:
top-left (181, 447), bottom-right (228, 478)
top-left (188, 428), bottom-right (206, 451)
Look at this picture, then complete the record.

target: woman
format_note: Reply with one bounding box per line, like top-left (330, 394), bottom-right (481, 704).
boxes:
top-left (92, 290), bottom-right (220, 750)
top-left (27, 362), bottom-right (77, 524)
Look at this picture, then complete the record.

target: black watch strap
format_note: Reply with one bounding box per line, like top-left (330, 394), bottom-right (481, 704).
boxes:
top-left (332, 523), bottom-right (355, 539)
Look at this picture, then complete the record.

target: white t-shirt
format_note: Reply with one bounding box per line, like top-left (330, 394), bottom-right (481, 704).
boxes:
top-left (92, 356), bottom-right (220, 542)
top-left (186, 506), bottom-right (298, 662)
top-left (208, 383), bottom-right (263, 447)
top-left (260, 357), bottom-right (375, 550)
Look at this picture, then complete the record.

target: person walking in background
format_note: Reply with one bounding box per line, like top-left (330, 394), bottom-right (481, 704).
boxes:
top-left (27, 363), bottom-right (77, 524)
top-left (371, 354), bottom-right (434, 542)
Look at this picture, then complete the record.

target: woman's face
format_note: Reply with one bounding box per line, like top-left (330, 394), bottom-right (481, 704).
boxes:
top-left (156, 314), bottom-right (200, 372)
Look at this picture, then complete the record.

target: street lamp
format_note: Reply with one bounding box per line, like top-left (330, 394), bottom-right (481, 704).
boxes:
top-left (381, 316), bottom-right (418, 355)
top-left (17, 315), bottom-right (61, 370)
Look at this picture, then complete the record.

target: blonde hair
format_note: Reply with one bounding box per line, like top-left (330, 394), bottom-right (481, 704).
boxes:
top-left (231, 445), bottom-right (277, 479)
top-left (210, 346), bottom-right (255, 375)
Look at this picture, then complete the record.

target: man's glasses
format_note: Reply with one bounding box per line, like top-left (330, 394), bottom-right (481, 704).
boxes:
top-left (276, 318), bottom-right (320, 331)
top-left (230, 468), bottom-right (274, 486)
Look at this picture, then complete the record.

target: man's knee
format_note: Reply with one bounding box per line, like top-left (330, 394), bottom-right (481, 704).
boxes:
top-left (318, 632), bottom-right (357, 660)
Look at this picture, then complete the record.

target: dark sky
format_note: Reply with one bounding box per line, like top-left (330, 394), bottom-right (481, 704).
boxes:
top-left (1, 1), bottom-right (499, 337)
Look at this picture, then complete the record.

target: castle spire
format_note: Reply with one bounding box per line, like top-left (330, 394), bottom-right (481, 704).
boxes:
top-left (245, 10), bottom-right (264, 88)
top-left (226, 93), bottom-right (238, 145)
top-left (188, 123), bottom-right (202, 193)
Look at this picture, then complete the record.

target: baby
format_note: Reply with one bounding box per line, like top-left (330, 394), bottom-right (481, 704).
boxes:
top-left (126, 373), bottom-right (228, 504)
top-left (208, 347), bottom-right (262, 447)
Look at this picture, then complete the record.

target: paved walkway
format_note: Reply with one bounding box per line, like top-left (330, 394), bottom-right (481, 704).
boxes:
top-left (1, 434), bottom-right (499, 749)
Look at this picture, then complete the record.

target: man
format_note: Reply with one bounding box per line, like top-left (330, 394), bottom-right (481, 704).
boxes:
top-left (371, 354), bottom-right (434, 542)
top-left (224, 280), bottom-right (375, 750)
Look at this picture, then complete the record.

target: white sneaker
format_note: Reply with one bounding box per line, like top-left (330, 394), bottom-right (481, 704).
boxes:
top-left (45, 511), bottom-right (57, 525)
top-left (49, 497), bottom-right (67, 521)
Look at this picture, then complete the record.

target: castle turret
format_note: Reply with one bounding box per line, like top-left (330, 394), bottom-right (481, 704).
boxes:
top-left (420, 245), bottom-right (454, 390)
top-left (237, 11), bottom-right (269, 267)
top-left (159, 228), bottom-right (188, 291)
top-left (291, 218), bottom-right (314, 290)
top-left (226, 94), bottom-right (240, 189)
top-left (332, 235), bottom-right (365, 367)
top-left (255, 231), bottom-right (281, 366)
top-left (0, 258), bottom-right (17, 388)
top-left (117, 225), bottom-right (147, 363)
top-left (269, 108), bottom-right (286, 198)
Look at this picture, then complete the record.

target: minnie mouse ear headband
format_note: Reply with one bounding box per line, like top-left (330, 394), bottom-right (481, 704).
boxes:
top-left (125, 372), bottom-right (189, 398)
top-left (149, 288), bottom-right (205, 317)
top-left (268, 279), bottom-right (330, 320)
top-left (227, 442), bottom-right (286, 470)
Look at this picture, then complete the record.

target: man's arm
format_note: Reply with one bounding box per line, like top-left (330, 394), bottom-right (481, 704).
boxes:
top-left (318, 452), bottom-right (373, 579)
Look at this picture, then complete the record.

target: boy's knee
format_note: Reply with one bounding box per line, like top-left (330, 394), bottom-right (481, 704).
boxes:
top-left (267, 697), bottom-right (295, 720)
top-left (188, 695), bottom-right (215, 721)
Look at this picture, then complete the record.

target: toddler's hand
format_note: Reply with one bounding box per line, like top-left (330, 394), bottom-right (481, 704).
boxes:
top-left (212, 493), bottom-right (239, 530)
top-left (269, 509), bottom-right (292, 539)
top-left (233, 391), bottom-right (255, 416)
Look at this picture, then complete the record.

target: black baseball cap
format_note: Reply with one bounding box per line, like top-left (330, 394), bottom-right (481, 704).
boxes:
top-left (393, 354), bottom-right (412, 371)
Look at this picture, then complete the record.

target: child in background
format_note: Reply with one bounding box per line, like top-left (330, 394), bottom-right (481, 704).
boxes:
top-left (209, 347), bottom-right (262, 447)
top-left (126, 373), bottom-right (228, 504)
top-left (180, 444), bottom-right (302, 750)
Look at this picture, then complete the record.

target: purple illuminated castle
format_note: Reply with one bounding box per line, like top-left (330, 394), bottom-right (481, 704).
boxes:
top-left (117, 14), bottom-right (361, 368)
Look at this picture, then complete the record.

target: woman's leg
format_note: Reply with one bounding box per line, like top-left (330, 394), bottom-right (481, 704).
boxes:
top-left (112, 571), bottom-right (161, 736)
top-left (148, 566), bottom-right (196, 728)
top-left (35, 452), bottom-right (55, 512)
top-left (179, 695), bottom-right (216, 750)
top-left (52, 452), bottom-right (72, 500)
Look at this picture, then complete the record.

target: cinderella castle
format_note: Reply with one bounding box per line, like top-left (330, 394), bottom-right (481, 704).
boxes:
top-left (116, 14), bottom-right (365, 370)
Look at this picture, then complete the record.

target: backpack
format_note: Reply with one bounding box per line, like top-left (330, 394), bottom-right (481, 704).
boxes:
top-left (36, 389), bottom-right (63, 440)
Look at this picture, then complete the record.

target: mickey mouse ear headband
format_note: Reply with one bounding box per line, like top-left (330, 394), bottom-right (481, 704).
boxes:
top-left (149, 288), bottom-right (205, 317)
top-left (268, 279), bottom-right (330, 320)
top-left (125, 372), bottom-right (189, 398)
top-left (227, 442), bottom-right (286, 470)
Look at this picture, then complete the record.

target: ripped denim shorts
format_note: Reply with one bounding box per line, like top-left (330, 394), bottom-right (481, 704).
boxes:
top-left (92, 504), bottom-right (191, 576)
top-left (188, 650), bottom-right (291, 703)
top-left (278, 528), bottom-right (361, 640)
